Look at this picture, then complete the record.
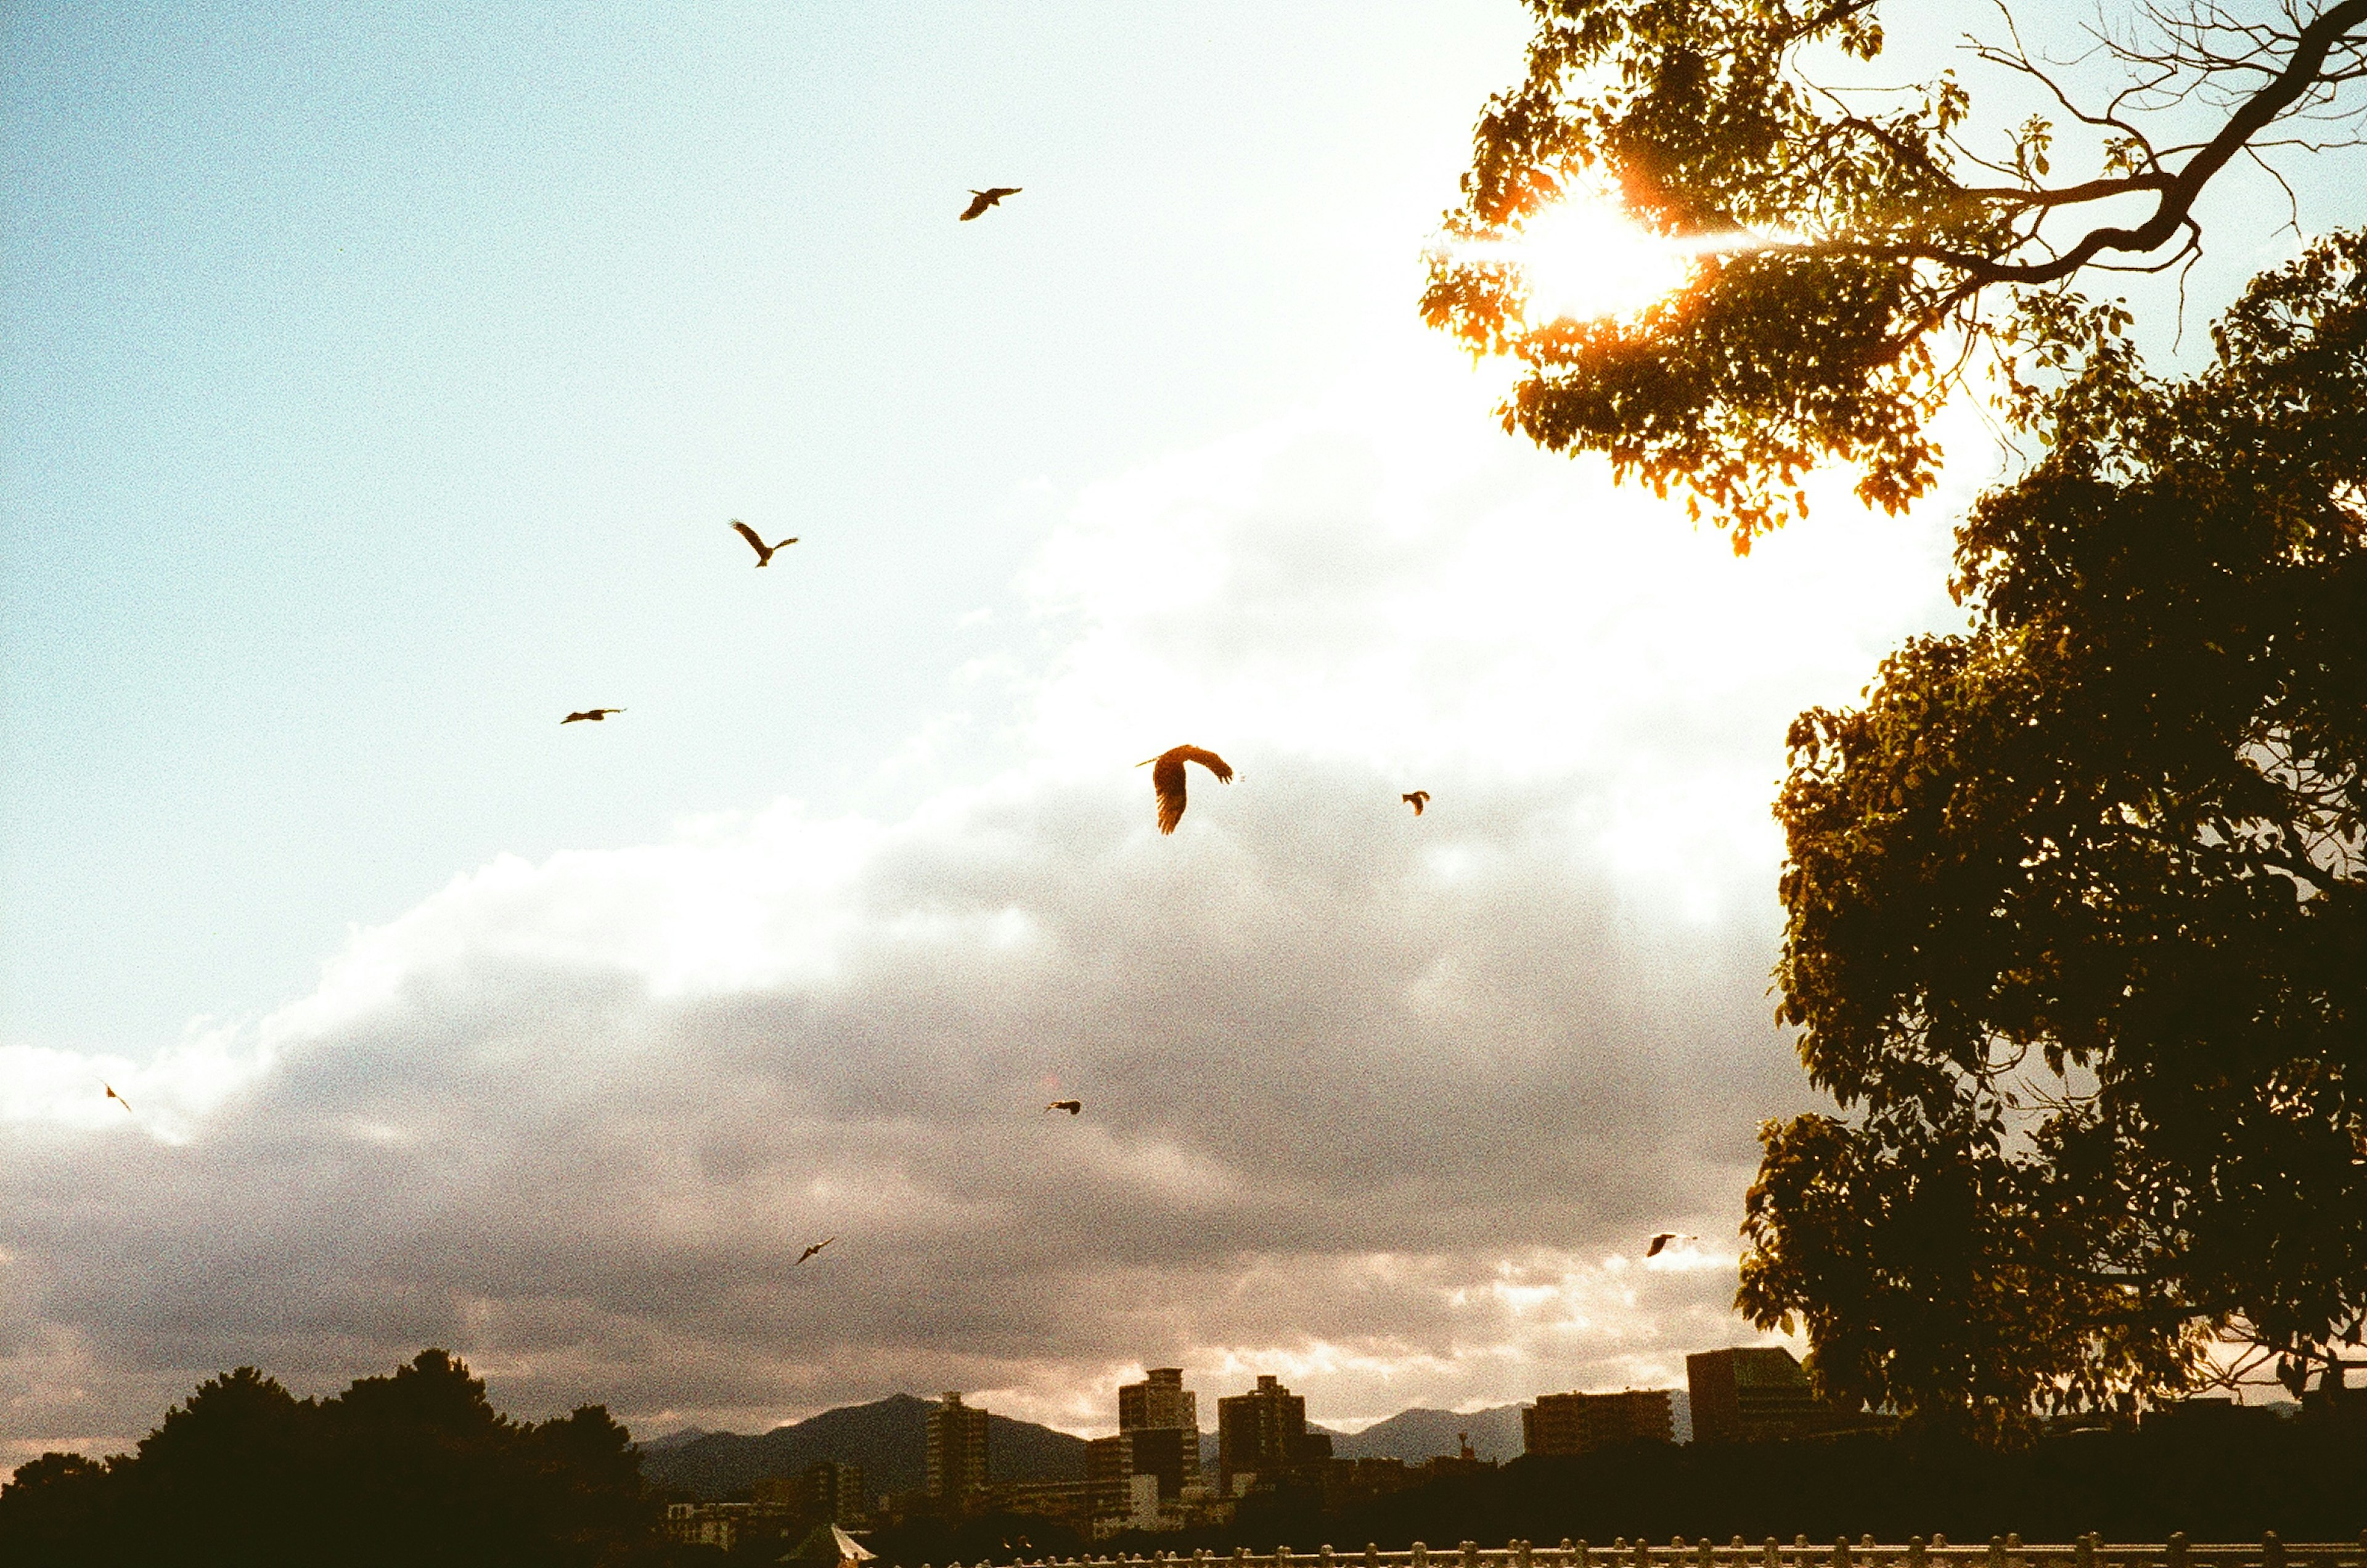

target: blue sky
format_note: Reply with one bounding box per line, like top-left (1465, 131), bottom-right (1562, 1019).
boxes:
top-left (4, 1), bottom-right (2361, 1458)
top-left (4, 0), bottom-right (1535, 1050)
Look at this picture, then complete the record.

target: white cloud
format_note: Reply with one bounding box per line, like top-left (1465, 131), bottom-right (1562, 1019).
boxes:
top-left (0, 350), bottom-right (1980, 1462)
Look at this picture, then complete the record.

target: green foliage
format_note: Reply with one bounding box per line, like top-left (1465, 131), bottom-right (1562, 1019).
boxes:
top-left (1424, 0), bottom-right (2367, 545)
top-left (0, 1349), bottom-right (666, 1567)
top-left (1741, 232), bottom-right (2367, 1435)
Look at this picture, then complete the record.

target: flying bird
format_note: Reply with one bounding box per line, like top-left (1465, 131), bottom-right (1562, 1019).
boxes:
top-left (730, 519), bottom-right (798, 566)
top-left (104, 1084), bottom-right (134, 1115)
top-left (1403, 791), bottom-right (1431, 816)
top-left (796, 1236), bottom-right (836, 1266)
top-left (1137, 745), bottom-right (1233, 834)
top-left (1045, 1100), bottom-right (1082, 1116)
top-left (1646, 1231), bottom-right (1696, 1258)
top-left (562, 709), bottom-right (623, 724)
top-left (960, 187), bottom-right (1021, 221)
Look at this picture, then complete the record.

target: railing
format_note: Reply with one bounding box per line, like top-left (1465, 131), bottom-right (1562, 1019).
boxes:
top-left (948, 1535), bottom-right (2367, 1568)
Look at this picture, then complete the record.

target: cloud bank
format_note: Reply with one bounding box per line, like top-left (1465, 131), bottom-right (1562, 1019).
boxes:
top-left (0, 359), bottom-right (1979, 1460)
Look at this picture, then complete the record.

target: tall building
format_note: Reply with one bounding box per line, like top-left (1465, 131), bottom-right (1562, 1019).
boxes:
top-left (1216, 1374), bottom-right (1333, 1496)
top-left (926, 1392), bottom-right (991, 1503)
top-left (754, 1461), bottom-right (870, 1526)
top-left (1116, 1368), bottom-right (1201, 1496)
top-left (1119, 1368), bottom-right (1198, 1435)
top-left (1686, 1347), bottom-right (1826, 1445)
top-left (1521, 1389), bottom-right (1675, 1455)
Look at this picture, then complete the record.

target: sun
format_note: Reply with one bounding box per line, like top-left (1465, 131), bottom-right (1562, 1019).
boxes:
top-left (1513, 182), bottom-right (1699, 325)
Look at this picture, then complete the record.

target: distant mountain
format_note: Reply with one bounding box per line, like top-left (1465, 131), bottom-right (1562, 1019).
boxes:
top-left (637, 1394), bottom-right (1088, 1502)
top-left (1331, 1405), bottom-right (1526, 1463)
top-left (636, 1426), bottom-right (712, 1454)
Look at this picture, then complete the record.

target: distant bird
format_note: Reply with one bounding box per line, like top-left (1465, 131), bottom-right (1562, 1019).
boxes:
top-left (1045, 1100), bottom-right (1082, 1116)
top-left (730, 519), bottom-right (798, 566)
top-left (1137, 745), bottom-right (1233, 834)
top-left (104, 1084), bottom-right (134, 1116)
top-left (562, 709), bottom-right (624, 724)
top-left (796, 1236), bottom-right (836, 1266)
top-left (960, 187), bottom-right (1021, 221)
top-left (1403, 790), bottom-right (1431, 816)
top-left (1646, 1231), bottom-right (1695, 1258)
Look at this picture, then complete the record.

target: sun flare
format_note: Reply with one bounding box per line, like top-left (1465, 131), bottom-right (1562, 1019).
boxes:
top-left (1515, 184), bottom-right (1698, 324)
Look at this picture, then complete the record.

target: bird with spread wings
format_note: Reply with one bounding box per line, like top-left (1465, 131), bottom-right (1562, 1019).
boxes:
top-left (1646, 1232), bottom-right (1695, 1258)
top-left (1045, 1100), bottom-right (1082, 1116)
top-left (1402, 791), bottom-right (1430, 816)
top-left (1137, 745), bottom-right (1232, 834)
top-left (562, 709), bottom-right (623, 724)
top-left (796, 1236), bottom-right (836, 1266)
top-left (105, 1084), bottom-right (134, 1116)
top-left (959, 187), bottom-right (1021, 221)
top-left (730, 519), bottom-right (798, 566)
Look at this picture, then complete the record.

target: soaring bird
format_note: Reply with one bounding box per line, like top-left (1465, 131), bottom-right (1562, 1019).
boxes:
top-left (104, 1083), bottom-right (134, 1115)
top-left (1645, 1231), bottom-right (1695, 1258)
top-left (730, 519), bottom-right (798, 566)
top-left (960, 187), bottom-right (1021, 221)
top-left (796, 1236), bottom-right (836, 1266)
top-left (1137, 745), bottom-right (1233, 834)
top-left (562, 709), bottom-right (624, 724)
top-left (1045, 1100), bottom-right (1082, 1116)
top-left (1403, 791), bottom-right (1431, 816)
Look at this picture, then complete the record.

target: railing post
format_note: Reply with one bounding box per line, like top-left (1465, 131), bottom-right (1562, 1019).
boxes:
top-left (1367, 1548), bottom-right (1381, 1568)
top-left (1463, 1541), bottom-right (1481, 1568)
top-left (1323, 1547), bottom-right (1337, 1568)
top-left (1572, 1543), bottom-right (1585, 1568)
top-left (1765, 1540), bottom-right (1781, 1568)
top-left (1636, 1541), bottom-right (1653, 1568)
top-left (1414, 1543), bottom-right (1429, 1568)
top-left (1836, 1540), bottom-right (1852, 1568)
top-left (2263, 1533), bottom-right (2284, 1568)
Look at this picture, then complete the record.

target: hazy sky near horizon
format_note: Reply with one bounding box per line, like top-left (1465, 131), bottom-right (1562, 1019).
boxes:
top-left (5, 1), bottom-right (2362, 1461)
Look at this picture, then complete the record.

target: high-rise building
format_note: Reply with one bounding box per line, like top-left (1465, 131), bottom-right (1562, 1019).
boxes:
top-left (751, 1461), bottom-right (869, 1526)
top-left (1520, 1389), bottom-right (1675, 1455)
top-left (1685, 1347), bottom-right (1826, 1445)
top-left (1216, 1374), bottom-right (1333, 1496)
top-left (1119, 1369), bottom-right (1198, 1435)
top-left (1114, 1368), bottom-right (1201, 1497)
top-left (1085, 1434), bottom-right (1135, 1519)
top-left (926, 1392), bottom-right (991, 1503)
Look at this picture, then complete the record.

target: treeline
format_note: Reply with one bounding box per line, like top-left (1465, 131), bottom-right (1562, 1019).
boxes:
top-left (1083, 1419), bottom-right (2367, 1564)
top-left (0, 1350), bottom-right (668, 1567)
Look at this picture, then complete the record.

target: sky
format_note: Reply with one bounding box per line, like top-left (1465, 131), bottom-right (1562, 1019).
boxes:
top-left (3, 1), bottom-right (2361, 1464)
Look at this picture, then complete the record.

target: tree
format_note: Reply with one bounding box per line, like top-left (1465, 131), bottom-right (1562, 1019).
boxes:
top-left (1736, 231), bottom-right (2367, 1434)
top-left (0, 1349), bottom-right (668, 1567)
top-left (1423, 0), bottom-right (2367, 545)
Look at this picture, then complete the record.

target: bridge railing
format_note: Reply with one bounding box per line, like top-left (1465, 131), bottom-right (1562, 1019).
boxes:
top-left (947, 1534), bottom-right (2367, 1568)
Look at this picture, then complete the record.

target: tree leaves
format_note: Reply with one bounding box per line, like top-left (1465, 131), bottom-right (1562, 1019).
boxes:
top-left (1741, 232), bottom-right (2367, 1436)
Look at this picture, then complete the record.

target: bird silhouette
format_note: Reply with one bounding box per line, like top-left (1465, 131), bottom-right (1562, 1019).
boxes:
top-left (105, 1084), bottom-right (134, 1115)
top-left (1646, 1231), bottom-right (1695, 1258)
top-left (796, 1236), bottom-right (836, 1265)
top-left (1403, 790), bottom-right (1431, 816)
top-left (960, 187), bottom-right (1021, 221)
top-left (1137, 745), bottom-right (1233, 834)
top-left (1045, 1100), bottom-right (1082, 1116)
top-left (562, 709), bottom-right (623, 724)
top-left (730, 519), bottom-right (798, 566)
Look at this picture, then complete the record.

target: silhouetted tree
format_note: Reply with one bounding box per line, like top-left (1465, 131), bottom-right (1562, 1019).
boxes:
top-left (1741, 231), bottom-right (2367, 1434)
top-left (1424, 0), bottom-right (2367, 545)
top-left (0, 1349), bottom-right (666, 1567)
